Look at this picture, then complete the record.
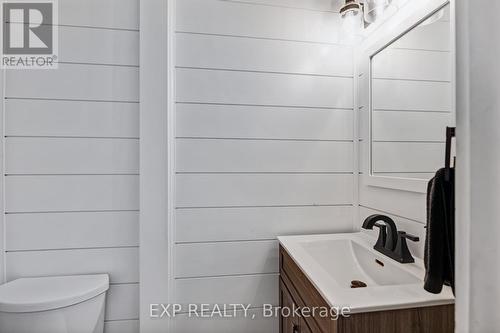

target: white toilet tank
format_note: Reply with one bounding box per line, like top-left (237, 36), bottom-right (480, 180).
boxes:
top-left (0, 274), bottom-right (109, 333)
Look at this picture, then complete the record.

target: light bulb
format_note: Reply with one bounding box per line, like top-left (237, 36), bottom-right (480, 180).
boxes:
top-left (342, 9), bottom-right (363, 35)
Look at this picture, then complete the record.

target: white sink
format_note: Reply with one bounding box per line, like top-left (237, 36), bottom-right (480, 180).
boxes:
top-left (278, 233), bottom-right (454, 313)
top-left (300, 239), bottom-right (420, 288)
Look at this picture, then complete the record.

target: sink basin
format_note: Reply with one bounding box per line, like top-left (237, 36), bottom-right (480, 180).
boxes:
top-left (278, 232), bottom-right (454, 313)
top-left (299, 239), bottom-right (420, 288)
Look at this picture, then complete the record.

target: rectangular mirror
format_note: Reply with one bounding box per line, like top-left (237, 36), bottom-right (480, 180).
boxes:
top-left (369, 3), bottom-right (454, 183)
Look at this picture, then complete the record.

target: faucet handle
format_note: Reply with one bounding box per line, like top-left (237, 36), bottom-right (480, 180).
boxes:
top-left (394, 231), bottom-right (419, 263)
top-left (400, 232), bottom-right (419, 242)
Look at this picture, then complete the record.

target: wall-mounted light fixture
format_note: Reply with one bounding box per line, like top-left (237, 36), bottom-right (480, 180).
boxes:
top-left (339, 0), bottom-right (364, 34)
top-left (340, 0), bottom-right (395, 33)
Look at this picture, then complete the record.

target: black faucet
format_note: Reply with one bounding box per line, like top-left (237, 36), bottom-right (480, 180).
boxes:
top-left (362, 214), bottom-right (420, 263)
top-left (362, 214), bottom-right (398, 251)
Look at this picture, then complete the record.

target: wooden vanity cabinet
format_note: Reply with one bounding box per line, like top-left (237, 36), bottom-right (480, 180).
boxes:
top-left (279, 245), bottom-right (454, 333)
top-left (279, 279), bottom-right (300, 333)
top-left (279, 279), bottom-right (315, 333)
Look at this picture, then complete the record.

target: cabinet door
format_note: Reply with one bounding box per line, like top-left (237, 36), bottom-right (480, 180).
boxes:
top-left (280, 279), bottom-right (300, 333)
top-left (300, 318), bottom-right (313, 333)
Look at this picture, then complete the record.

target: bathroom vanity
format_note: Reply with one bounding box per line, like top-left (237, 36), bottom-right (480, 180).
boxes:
top-left (278, 234), bottom-right (454, 333)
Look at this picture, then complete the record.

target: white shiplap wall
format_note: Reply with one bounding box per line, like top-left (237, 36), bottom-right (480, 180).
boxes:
top-left (2, 0), bottom-right (139, 332)
top-left (358, 4), bottom-right (453, 259)
top-left (174, 0), bottom-right (354, 332)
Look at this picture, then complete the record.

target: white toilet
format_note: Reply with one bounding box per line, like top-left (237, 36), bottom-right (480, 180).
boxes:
top-left (0, 274), bottom-right (109, 333)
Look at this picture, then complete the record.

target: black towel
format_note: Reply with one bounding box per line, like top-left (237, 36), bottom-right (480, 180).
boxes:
top-left (424, 167), bottom-right (455, 294)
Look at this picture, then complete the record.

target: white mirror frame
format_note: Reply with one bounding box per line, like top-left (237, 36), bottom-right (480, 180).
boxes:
top-left (357, 0), bottom-right (456, 193)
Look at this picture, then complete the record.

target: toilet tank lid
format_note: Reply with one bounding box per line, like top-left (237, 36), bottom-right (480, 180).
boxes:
top-left (0, 274), bottom-right (109, 313)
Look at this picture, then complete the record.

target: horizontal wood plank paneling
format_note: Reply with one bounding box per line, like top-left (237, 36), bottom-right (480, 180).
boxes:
top-left (2, 0), bottom-right (140, 324)
top-left (174, 274), bottom-right (278, 309)
top-left (58, 0), bottom-right (139, 30)
top-left (59, 26), bottom-right (139, 65)
top-left (176, 68), bottom-right (353, 108)
top-left (176, 33), bottom-right (352, 76)
top-left (372, 48), bottom-right (451, 81)
top-left (173, 1), bottom-right (353, 331)
top-left (176, 174), bottom-right (353, 208)
top-left (6, 248), bottom-right (139, 283)
top-left (174, 308), bottom-right (278, 333)
top-left (372, 142), bottom-right (444, 173)
top-left (5, 138), bottom-right (139, 174)
top-left (373, 79), bottom-right (451, 111)
top-left (372, 111), bottom-right (452, 142)
top-left (105, 284), bottom-right (139, 321)
top-left (175, 240), bottom-right (278, 278)
top-left (176, 139), bottom-right (353, 173)
top-left (176, 206), bottom-right (353, 242)
top-left (5, 211), bottom-right (138, 251)
top-left (5, 175), bottom-right (139, 212)
top-left (5, 99), bottom-right (138, 138)
top-left (176, 104), bottom-right (353, 140)
top-left (359, 178), bottom-right (427, 222)
top-left (176, 0), bottom-right (343, 44)
top-left (392, 22), bottom-right (450, 51)
top-left (104, 320), bottom-right (139, 333)
top-left (222, 0), bottom-right (342, 12)
top-left (6, 0), bottom-right (138, 30)
top-left (5, 64), bottom-right (138, 101)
